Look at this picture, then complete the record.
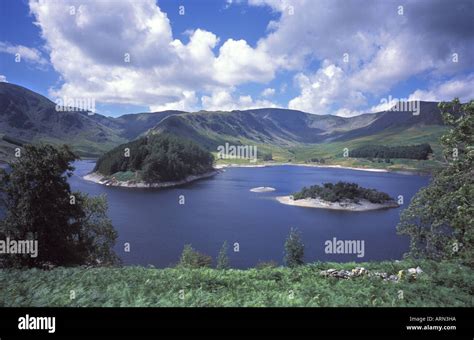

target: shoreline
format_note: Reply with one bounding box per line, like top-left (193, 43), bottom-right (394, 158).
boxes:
top-left (83, 169), bottom-right (221, 188)
top-left (216, 162), bottom-right (403, 173)
top-left (78, 159), bottom-right (426, 175)
top-left (275, 195), bottom-right (400, 211)
top-left (216, 162), bottom-right (432, 175)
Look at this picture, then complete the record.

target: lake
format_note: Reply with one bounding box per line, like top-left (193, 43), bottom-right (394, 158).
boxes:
top-left (69, 160), bottom-right (430, 268)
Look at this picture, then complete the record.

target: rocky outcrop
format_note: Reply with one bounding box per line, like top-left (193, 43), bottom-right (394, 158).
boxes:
top-left (277, 196), bottom-right (399, 211)
top-left (319, 266), bottom-right (423, 282)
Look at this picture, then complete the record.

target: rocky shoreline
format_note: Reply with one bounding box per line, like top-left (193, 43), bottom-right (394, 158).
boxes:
top-left (83, 169), bottom-right (220, 188)
top-left (215, 162), bottom-right (388, 173)
top-left (276, 195), bottom-right (399, 211)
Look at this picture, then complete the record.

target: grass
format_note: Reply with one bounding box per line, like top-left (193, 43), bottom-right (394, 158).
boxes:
top-left (213, 126), bottom-right (448, 173)
top-left (1, 260), bottom-right (472, 307)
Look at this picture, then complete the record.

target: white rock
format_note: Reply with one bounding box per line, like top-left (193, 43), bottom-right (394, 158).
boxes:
top-left (250, 186), bottom-right (276, 192)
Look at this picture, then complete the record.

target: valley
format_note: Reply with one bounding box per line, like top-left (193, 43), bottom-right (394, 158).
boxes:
top-left (0, 82), bottom-right (448, 173)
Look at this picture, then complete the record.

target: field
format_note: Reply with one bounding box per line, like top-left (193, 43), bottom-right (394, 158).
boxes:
top-left (1, 259), bottom-right (472, 307)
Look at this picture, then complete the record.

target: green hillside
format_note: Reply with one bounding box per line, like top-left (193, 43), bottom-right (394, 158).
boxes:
top-left (0, 82), bottom-right (451, 172)
top-left (1, 259), bottom-right (471, 307)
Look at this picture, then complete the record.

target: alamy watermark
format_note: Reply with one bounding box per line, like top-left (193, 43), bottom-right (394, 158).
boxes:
top-left (18, 314), bottom-right (55, 334)
top-left (0, 237), bottom-right (38, 258)
top-left (324, 237), bottom-right (365, 258)
top-left (217, 143), bottom-right (257, 162)
top-left (380, 95), bottom-right (420, 116)
top-left (55, 96), bottom-right (96, 115)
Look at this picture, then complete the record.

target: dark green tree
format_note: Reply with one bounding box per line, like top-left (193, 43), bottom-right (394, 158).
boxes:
top-left (216, 241), bottom-right (229, 269)
top-left (397, 99), bottom-right (473, 265)
top-left (284, 228), bottom-right (304, 267)
top-left (0, 144), bottom-right (119, 267)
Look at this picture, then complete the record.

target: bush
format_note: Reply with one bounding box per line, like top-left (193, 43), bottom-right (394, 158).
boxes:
top-left (284, 228), bottom-right (304, 268)
top-left (256, 260), bottom-right (278, 269)
top-left (216, 241), bottom-right (230, 269)
top-left (179, 245), bottom-right (212, 268)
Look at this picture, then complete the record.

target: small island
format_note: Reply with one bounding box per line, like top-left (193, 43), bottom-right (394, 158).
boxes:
top-left (84, 134), bottom-right (219, 188)
top-left (250, 186), bottom-right (276, 192)
top-left (276, 182), bottom-right (399, 211)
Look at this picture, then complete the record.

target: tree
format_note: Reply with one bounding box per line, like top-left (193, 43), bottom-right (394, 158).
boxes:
top-left (94, 134), bottom-right (214, 183)
top-left (74, 193), bottom-right (120, 265)
top-left (179, 244), bottom-right (212, 268)
top-left (284, 228), bottom-right (304, 267)
top-left (216, 241), bottom-right (229, 269)
top-left (397, 99), bottom-right (473, 265)
top-left (0, 144), bottom-right (119, 268)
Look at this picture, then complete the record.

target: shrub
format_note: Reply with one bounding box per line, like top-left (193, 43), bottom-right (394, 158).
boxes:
top-left (284, 228), bottom-right (304, 268)
top-left (256, 260), bottom-right (278, 269)
top-left (179, 244), bottom-right (212, 268)
top-left (216, 241), bottom-right (230, 269)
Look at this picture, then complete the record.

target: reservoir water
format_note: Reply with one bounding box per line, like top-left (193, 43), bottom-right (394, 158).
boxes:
top-left (69, 160), bottom-right (430, 268)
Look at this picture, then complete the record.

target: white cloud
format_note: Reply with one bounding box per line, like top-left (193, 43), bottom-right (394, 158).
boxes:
top-left (23, 0), bottom-right (474, 114)
top-left (0, 74), bottom-right (7, 82)
top-left (202, 89), bottom-right (279, 111)
top-left (28, 0), bottom-right (280, 112)
top-left (251, 0), bottom-right (474, 114)
top-left (0, 42), bottom-right (47, 66)
top-left (408, 74), bottom-right (474, 103)
top-left (288, 61), bottom-right (366, 114)
top-left (149, 91), bottom-right (198, 112)
top-left (261, 88), bottom-right (275, 97)
top-left (214, 39), bottom-right (277, 85)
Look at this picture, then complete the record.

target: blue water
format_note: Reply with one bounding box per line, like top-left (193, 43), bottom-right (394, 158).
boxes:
top-left (69, 161), bottom-right (430, 268)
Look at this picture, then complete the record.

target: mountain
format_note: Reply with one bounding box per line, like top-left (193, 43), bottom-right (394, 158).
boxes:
top-left (0, 83), bottom-right (185, 160)
top-left (0, 82), bottom-right (450, 163)
top-left (0, 83), bottom-right (124, 159)
top-left (148, 103), bottom-right (446, 149)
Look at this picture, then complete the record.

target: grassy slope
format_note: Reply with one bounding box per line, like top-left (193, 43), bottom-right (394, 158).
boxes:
top-left (0, 132), bottom-right (128, 162)
top-left (1, 260), bottom-right (472, 307)
top-left (213, 125), bottom-right (447, 172)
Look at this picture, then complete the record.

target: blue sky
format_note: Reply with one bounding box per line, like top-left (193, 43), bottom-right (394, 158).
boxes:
top-left (0, 0), bottom-right (473, 117)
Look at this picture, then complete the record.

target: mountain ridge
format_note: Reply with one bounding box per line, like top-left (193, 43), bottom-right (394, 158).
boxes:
top-left (0, 82), bottom-right (448, 163)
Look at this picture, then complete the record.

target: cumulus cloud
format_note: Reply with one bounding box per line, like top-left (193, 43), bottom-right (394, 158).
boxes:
top-left (149, 91), bottom-right (199, 112)
top-left (408, 74), bottom-right (474, 103)
top-left (251, 0), bottom-right (474, 114)
top-left (0, 74), bottom-right (7, 82)
top-left (0, 42), bottom-right (47, 66)
top-left (261, 88), bottom-right (275, 97)
top-left (202, 89), bottom-right (279, 111)
top-left (288, 61), bottom-right (366, 114)
top-left (28, 0), bottom-right (280, 111)
top-left (24, 0), bottom-right (474, 114)
top-left (214, 39), bottom-right (277, 85)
